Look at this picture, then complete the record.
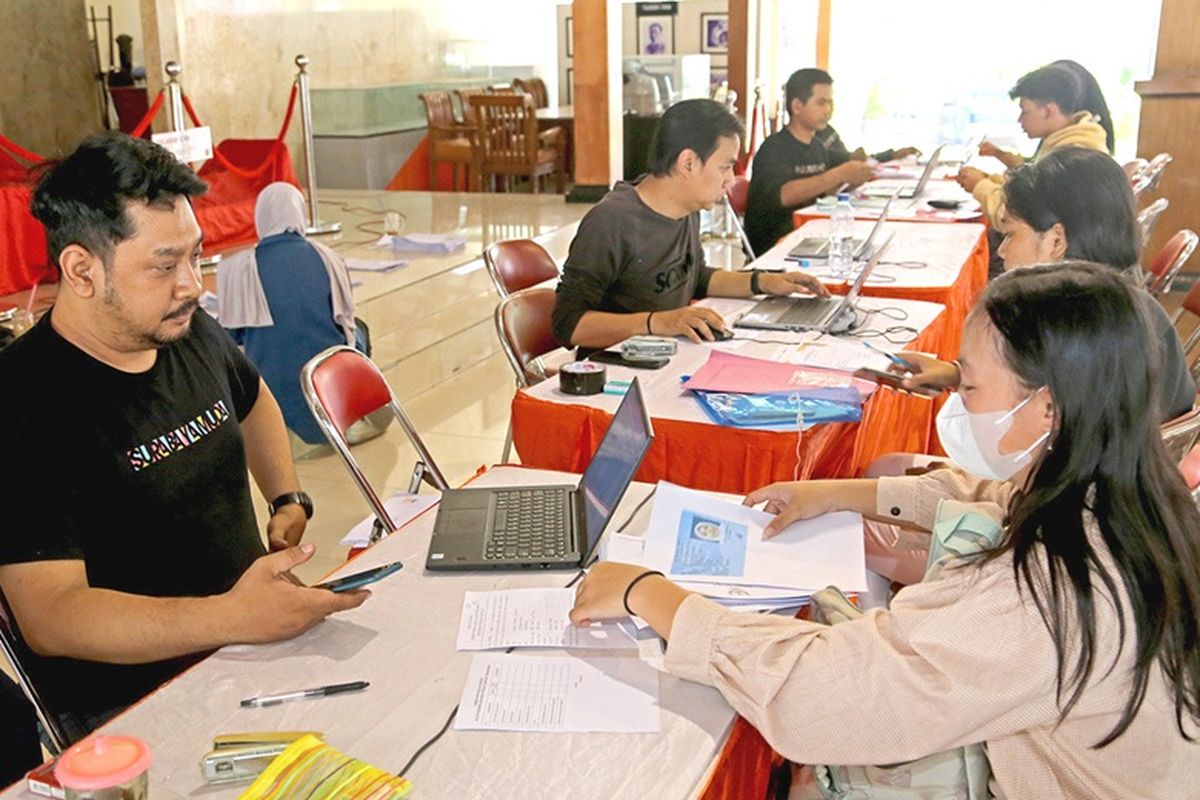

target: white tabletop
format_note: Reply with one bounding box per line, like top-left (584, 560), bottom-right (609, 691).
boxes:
top-left (523, 296), bottom-right (945, 423)
top-left (1, 467), bottom-right (736, 800)
top-left (754, 220), bottom-right (985, 290)
top-left (795, 179), bottom-right (981, 222)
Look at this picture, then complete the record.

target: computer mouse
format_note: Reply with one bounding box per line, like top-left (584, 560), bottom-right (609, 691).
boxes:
top-left (711, 328), bottom-right (735, 342)
top-left (927, 199), bottom-right (961, 210)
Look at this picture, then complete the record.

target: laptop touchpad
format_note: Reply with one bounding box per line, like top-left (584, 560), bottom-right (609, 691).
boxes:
top-left (444, 508), bottom-right (488, 534)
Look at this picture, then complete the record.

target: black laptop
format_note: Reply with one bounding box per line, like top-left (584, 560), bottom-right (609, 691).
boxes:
top-left (425, 378), bottom-right (654, 571)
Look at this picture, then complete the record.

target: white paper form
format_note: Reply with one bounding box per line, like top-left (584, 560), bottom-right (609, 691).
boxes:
top-left (454, 653), bottom-right (660, 733)
top-left (339, 492), bottom-right (439, 546)
top-left (456, 588), bottom-right (636, 651)
top-left (344, 257), bottom-right (408, 272)
top-left (640, 482), bottom-right (867, 591)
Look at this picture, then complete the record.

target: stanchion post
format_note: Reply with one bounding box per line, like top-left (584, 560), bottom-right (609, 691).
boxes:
top-left (165, 61), bottom-right (186, 133)
top-left (295, 55), bottom-right (341, 235)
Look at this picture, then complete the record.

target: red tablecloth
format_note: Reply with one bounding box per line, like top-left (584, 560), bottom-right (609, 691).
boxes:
top-left (511, 307), bottom-right (948, 491)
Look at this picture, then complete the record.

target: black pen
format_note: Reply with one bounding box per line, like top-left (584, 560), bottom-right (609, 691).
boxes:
top-left (240, 680), bottom-right (369, 708)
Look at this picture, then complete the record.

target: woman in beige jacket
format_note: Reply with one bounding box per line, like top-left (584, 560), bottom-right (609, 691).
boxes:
top-left (572, 264), bottom-right (1200, 799)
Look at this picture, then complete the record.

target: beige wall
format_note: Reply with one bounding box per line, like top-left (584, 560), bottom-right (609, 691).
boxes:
top-left (142, 0), bottom-right (559, 151)
top-left (0, 0), bottom-right (100, 156)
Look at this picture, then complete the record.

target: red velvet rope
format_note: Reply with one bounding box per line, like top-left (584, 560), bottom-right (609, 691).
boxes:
top-left (0, 133), bottom-right (44, 164)
top-left (180, 84), bottom-right (298, 180)
top-left (129, 90), bottom-right (166, 139)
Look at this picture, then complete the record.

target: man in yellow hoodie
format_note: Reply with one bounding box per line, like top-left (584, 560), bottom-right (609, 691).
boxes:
top-left (956, 64), bottom-right (1108, 227)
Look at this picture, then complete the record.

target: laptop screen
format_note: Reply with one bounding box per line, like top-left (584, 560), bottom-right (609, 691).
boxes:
top-left (577, 378), bottom-right (654, 557)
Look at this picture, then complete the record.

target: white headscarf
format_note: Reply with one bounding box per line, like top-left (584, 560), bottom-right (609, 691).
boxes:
top-left (217, 182), bottom-right (357, 345)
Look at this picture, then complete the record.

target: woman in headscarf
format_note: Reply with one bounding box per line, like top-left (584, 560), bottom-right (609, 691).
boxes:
top-left (218, 182), bottom-right (366, 446)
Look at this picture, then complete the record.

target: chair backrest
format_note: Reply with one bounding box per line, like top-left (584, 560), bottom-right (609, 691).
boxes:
top-left (0, 594), bottom-right (70, 753)
top-left (1144, 229), bottom-right (1199, 296)
top-left (484, 239), bottom-right (560, 297)
top-left (1123, 158), bottom-right (1148, 180)
top-left (1145, 152), bottom-right (1173, 191)
top-left (472, 94), bottom-right (540, 166)
top-left (1173, 279), bottom-right (1200, 377)
top-left (512, 76), bottom-right (549, 108)
top-left (419, 91), bottom-right (458, 129)
top-left (1137, 197), bottom-right (1169, 245)
top-left (456, 89), bottom-right (483, 124)
top-left (301, 346), bottom-right (449, 532)
top-left (494, 288), bottom-right (561, 387)
top-left (1181, 443), bottom-right (1200, 499)
top-left (1162, 406), bottom-right (1200, 464)
top-left (727, 175), bottom-right (750, 216)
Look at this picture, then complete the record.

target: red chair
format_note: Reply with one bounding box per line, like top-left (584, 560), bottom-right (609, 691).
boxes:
top-left (1143, 229), bottom-right (1199, 297)
top-left (494, 288), bottom-right (566, 460)
top-left (301, 346), bottom-right (448, 537)
top-left (483, 239), bottom-right (560, 298)
top-left (1170, 278), bottom-right (1200, 386)
top-left (1181, 443), bottom-right (1200, 500)
top-left (1162, 406), bottom-right (1200, 465)
top-left (727, 175), bottom-right (750, 216)
top-left (1136, 197), bottom-right (1169, 246)
top-left (1144, 152), bottom-right (1173, 192)
top-left (0, 593), bottom-right (70, 753)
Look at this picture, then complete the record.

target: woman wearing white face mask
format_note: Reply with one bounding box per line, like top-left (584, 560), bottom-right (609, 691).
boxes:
top-left (571, 264), bottom-right (1200, 799)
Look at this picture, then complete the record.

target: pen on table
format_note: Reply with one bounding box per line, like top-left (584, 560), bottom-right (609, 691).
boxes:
top-left (240, 681), bottom-right (369, 708)
top-left (861, 340), bottom-right (918, 372)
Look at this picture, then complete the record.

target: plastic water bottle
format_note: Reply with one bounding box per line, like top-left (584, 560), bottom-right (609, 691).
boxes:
top-left (828, 193), bottom-right (855, 279)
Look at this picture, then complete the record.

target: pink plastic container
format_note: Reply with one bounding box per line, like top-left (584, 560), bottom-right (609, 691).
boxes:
top-left (55, 735), bottom-right (151, 799)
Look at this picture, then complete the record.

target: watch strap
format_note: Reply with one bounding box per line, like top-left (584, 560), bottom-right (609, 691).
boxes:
top-left (749, 269), bottom-right (763, 295)
top-left (270, 491), bottom-right (313, 519)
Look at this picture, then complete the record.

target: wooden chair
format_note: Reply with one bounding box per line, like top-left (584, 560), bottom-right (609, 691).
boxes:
top-left (418, 91), bottom-right (474, 191)
top-left (493, 288), bottom-right (565, 460)
top-left (301, 346), bottom-right (449, 538)
top-left (1137, 197), bottom-right (1169, 245)
top-left (512, 77), bottom-right (549, 109)
top-left (1143, 229), bottom-right (1198, 297)
top-left (1170, 278), bottom-right (1200, 385)
top-left (484, 238), bottom-right (560, 298)
top-left (471, 93), bottom-right (565, 194)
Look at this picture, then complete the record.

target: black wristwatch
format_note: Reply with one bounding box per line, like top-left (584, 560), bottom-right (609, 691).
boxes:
top-left (749, 269), bottom-right (763, 295)
top-left (269, 491), bottom-right (313, 519)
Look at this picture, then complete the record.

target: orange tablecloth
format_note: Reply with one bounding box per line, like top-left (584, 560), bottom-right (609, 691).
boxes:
top-left (511, 307), bottom-right (948, 491)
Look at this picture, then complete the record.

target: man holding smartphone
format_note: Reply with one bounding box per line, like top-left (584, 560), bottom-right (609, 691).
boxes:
top-left (0, 133), bottom-right (369, 743)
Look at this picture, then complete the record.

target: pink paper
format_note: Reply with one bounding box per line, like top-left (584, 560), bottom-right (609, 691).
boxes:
top-left (682, 351), bottom-right (874, 396)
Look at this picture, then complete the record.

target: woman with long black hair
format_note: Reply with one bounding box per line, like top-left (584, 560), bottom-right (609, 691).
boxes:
top-left (572, 263), bottom-right (1200, 799)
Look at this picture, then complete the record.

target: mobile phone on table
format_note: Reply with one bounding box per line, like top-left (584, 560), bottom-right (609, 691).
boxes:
top-left (312, 561), bottom-right (404, 593)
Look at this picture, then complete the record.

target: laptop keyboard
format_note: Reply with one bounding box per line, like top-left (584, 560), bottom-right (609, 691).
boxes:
top-left (778, 298), bottom-right (838, 327)
top-left (485, 489), bottom-right (570, 560)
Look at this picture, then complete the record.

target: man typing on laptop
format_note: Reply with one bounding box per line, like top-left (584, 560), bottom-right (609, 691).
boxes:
top-left (551, 99), bottom-right (829, 352)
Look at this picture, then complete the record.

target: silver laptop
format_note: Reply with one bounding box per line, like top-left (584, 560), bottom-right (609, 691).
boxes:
top-left (425, 378), bottom-right (653, 571)
top-left (735, 235), bottom-right (892, 334)
top-left (861, 144), bottom-right (945, 199)
top-left (785, 192), bottom-right (895, 261)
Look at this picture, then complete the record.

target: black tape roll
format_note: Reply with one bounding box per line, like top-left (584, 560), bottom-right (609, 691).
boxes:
top-left (559, 360), bottom-right (606, 395)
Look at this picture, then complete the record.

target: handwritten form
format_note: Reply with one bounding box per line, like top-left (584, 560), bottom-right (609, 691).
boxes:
top-left (456, 589), bottom-right (635, 651)
top-left (455, 653), bottom-right (660, 733)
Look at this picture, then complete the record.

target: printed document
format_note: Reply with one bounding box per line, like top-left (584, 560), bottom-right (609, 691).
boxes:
top-left (639, 482), bottom-right (867, 591)
top-left (456, 588), bottom-right (636, 651)
top-left (455, 653), bottom-right (660, 733)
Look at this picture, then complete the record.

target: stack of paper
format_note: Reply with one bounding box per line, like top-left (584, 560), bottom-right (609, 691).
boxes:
top-left (345, 257), bottom-right (408, 272)
top-left (376, 232), bottom-right (467, 254)
top-left (608, 481), bottom-right (867, 608)
top-left (339, 492), bottom-right (439, 547)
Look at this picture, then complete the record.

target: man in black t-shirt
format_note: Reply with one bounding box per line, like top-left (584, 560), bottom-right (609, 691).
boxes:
top-left (0, 133), bottom-right (369, 742)
top-left (553, 99), bottom-right (828, 350)
top-left (745, 68), bottom-right (919, 255)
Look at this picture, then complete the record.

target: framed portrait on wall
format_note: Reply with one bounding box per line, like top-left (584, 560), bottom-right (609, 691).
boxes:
top-left (565, 16), bottom-right (573, 58)
top-left (638, 16), bottom-right (675, 55)
top-left (701, 13), bottom-right (728, 54)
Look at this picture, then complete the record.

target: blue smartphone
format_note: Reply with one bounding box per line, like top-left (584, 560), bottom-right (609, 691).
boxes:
top-left (313, 561), bottom-right (404, 593)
